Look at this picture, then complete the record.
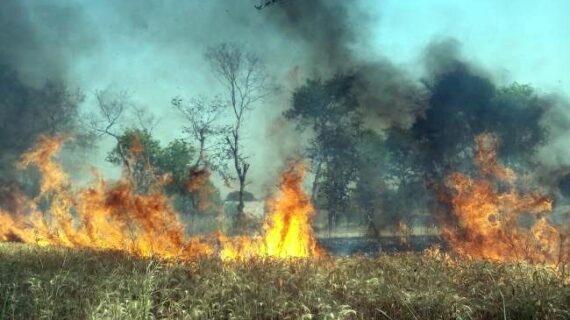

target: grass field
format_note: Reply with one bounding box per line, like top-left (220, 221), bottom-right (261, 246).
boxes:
top-left (0, 243), bottom-right (568, 320)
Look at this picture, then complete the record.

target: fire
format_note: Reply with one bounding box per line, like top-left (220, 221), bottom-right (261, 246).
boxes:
top-left (262, 164), bottom-right (320, 257)
top-left (0, 136), bottom-right (321, 260)
top-left (219, 163), bottom-right (322, 259)
top-left (441, 133), bottom-right (569, 265)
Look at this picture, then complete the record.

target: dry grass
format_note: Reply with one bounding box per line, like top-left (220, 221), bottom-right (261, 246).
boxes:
top-left (0, 243), bottom-right (568, 319)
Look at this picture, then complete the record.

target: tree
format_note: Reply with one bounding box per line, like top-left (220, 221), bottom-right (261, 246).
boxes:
top-left (106, 128), bottom-right (162, 193)
top-left (86, 89), bottom-right (134, 180)
top-left (205, 42), bottom-right (270, 221)
top-left (156, 139), bottom-right (196, 194)
top-left (352, 130), bottom-right (387, 236)
top-left (412, 64), bottom-right (547, 181)
top-left (155, 138), bottom-right (214, 217)
top-left (381, 127), bottom-right (430, 228)
top-left (171, 96), bottom-right (226, 172)
top-left (284, 74), bottom-right (362, 232)
top-left (105, 127), bottom-right (222, 217)
top-left (407, 63), bottom-right (549, 225)
top-left (490, 83), bottom-right (547, 169)
top-left (157, 138), bottom-right (221, 217)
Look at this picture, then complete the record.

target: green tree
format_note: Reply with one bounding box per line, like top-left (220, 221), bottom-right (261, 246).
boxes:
top-left (106, 128), bottom-right (162, 194)
top-left (407, 63), bottom-right (549, 224)
top-left (352, 130), bottom-right (387, 236)
top-left (285, 74), bottom-right (363, 232)
top-left (156, 139), bottom-right (195, 194)
top-left (106, 128), bottom-right (222, 217)
top-left (412, 64), bottom-right (548, 180)
top-left (157, 139), bottom-right (220, 217)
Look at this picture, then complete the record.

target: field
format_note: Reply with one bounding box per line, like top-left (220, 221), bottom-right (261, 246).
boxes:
top-left (0, 243), bottom-right (568, 320)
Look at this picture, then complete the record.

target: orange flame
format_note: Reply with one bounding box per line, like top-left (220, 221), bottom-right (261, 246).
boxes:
top-left (187, 168), bottom-right (217, 212)
top-left (0, 136), bottom-right (321, 261)
top-left (219, 163), bottom-right (322, 259)
top-left (441, 133), bottom-right (569, 265)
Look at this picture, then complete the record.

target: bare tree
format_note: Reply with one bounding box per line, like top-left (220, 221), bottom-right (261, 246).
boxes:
top-left (205, 42), bottom-right (269, 221)
top-left (86, 88), bottom-right (163, 192)
top-left (171, 96), bottom-right (225, 169)
top-left (85, 89), bottom-right (134, 179)
top-left (132, 104), bottom-right (160, 133)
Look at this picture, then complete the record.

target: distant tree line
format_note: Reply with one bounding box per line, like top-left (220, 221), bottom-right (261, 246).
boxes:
top-left (284, 64), bottom-right (549, 234)
top-left (0, 42), bottom-right (551, 236)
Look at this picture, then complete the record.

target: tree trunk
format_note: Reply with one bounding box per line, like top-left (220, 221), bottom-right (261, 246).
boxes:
top-left (365, 210), bottom-right (380, 238)
top-left (328, 210), bottom-right (337, 237)
top-left (237, 177), bottom-right (245, 221)
top-left (117, 140), bottom-right (134, 184)
top-left (195, 135), bottom-right (206, 168)
top-left (311, 160), bottom-right (323, 203)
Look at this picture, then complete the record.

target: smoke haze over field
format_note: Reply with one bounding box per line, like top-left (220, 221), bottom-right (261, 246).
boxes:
top-left (1, 0), bottom-right (569, 197)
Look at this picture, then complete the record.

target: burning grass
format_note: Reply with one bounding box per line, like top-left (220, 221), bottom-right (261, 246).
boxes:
top-left (0, 136), bottom-right (321, 261)
top-left (1, 135), bottom-right (569, 319)
top-left (0, 243), bottom-right (568, 320)
top-left (440, 133), bottom-right (569, 266)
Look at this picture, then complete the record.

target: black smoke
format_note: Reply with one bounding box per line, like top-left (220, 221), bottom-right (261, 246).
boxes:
top-left (0, 0), bottom-right (90, 200)
top-left (414, 40), bottom-right (562, 177)
top-left (266, 0), bottom-right (426, 129)
top-left (0, 0), bottom-right (96, 83)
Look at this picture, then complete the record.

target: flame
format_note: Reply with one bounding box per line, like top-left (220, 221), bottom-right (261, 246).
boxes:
top-left (441, 133), bottom-right (569, 265)
top-left (0, 136), bottom-right (320, 260)
top-left (219, 163), bottom-right (322, 259)
top-left (187, 168), bottom-right (217, 212)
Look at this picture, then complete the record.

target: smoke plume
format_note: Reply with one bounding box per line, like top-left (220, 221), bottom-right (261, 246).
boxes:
top-left (266, 0), bottom-right (426, 129)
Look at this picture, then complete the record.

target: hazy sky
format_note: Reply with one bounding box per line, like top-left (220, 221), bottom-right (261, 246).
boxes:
top-left (372, 0), bottom-right (569, 93)
top-left (6, 0), bottom-right (570, 196)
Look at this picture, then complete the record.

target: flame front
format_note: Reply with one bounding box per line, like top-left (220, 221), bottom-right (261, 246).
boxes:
top-left (0, 136), bottom-right (320, 260)
top-left (441, 133), bottom-right (569, 265)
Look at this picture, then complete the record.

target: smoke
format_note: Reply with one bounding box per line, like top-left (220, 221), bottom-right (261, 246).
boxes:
top-left (267, 1), bottom-right (358, 70)
top-left (414, 39), bottom-right (570, 227)
top-left (0, 1), bottom-right (99, 211)
top-left (0, 0), bottom-right (96, 84)
top-left (0, 0), bottom-right (569, 207)
top-left (266, 0), bottom-right (426, 129)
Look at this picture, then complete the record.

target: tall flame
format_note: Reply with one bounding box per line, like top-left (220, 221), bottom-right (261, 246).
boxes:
top-left (219, 163), bottom-right (321, 259)
top-left (0, 136), bottom-right (321, 260)
top-left (441, 133), bottom-right (569, 265)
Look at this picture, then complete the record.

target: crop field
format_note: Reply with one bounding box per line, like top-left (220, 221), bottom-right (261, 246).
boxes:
top-left (0, 243), bottom-right (568, 320)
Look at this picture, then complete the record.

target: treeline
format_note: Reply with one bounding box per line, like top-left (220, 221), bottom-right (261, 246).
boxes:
top-left (284, 64), bottom-right (550, 235)
top-left (0, 41), bottom-right (555, 235)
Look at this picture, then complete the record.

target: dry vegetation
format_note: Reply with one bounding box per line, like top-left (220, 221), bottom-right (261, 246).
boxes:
top-left (0, 243), bottom-right (568, 320)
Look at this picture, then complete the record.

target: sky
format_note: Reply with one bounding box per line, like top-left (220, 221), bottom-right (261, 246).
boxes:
top-left (373, 0), bottom-right (570, 93)
top-left (3, 0), bottom-right (569, 197)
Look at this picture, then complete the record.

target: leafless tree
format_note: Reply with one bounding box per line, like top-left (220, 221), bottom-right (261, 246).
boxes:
top-left (131, 104), bottom-right (160, 133)
top-left (171, 96), bottom-right (225, 169)
top-left (205, 42), bottom-right (270, 221)
top-left (85, 88), bottom-right (134, 179)
top-left (86, 89), bottom-right (162, 190)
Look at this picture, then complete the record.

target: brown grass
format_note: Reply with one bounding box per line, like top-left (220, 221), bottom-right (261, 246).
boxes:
top-left (0, 243), bottom-right (568, 319)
